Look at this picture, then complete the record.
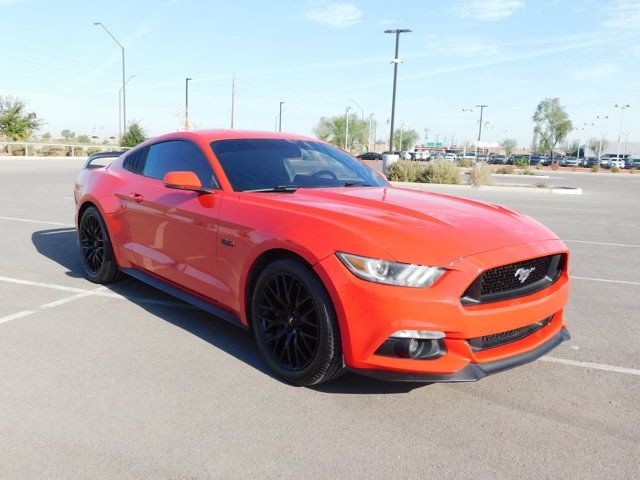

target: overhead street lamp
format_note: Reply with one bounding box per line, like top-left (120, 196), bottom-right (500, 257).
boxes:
top-left (119, 75), bottom-right (135, 142)
top-left (278, 101), bottom-right (285, 132)
top-left (596, 115), bottom-right (610, 161)
top-left (94, 22), bottom-right (126, 136)
top-left (614, 104), bottom-right (632, 160)
top-left (384, 28), bottom-right (411, 152)
top-left (344, 106), bottom-right (352, 151)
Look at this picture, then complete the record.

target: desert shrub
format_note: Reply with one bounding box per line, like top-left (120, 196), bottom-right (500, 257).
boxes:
top-left (496, 165), bottom-right (514, 174)
top-left (591, 165), bottom-right (600, 173)
top-left (10, 146), bottom-right (25, 156)
top-left (70, 147), bottom-right (86, 157)
top-left (468, 162), bottom-right (494, 187)
top-left (611, 166), bottom-right (620, 173)
top-left (86, 147), bottom-right (102, 156)
top-left (521, 169), bottom-right (535, 175)
top-left (44, 146), bottom-right (67, 156)
top-left (421, 160), bottom-right (461, 184)
top-left (457, 158), bottom-right (475, 168)
top-left (550, 163), bottom-right (559, 171)
top-left (514, 158), bottom-right (529, 167)
top-left (534, 181), bottom-right (549, 188)
top-left (384, 160), bottom-right (425, 182)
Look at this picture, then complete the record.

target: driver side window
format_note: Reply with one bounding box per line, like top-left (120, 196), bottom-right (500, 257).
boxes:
top-left (144, 140), bottom-right (218, 188)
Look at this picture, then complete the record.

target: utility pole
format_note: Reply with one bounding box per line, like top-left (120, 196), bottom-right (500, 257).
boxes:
top-left (230, 74), bottom-right (236, 129)
top-left (278, 101), bottom-right (284, 132)
top-left (118, 75), bottom-right (135, 142)
top-left (185, 77), bottom-right (192, 131)
top-left (475, 105), bottom-right (488, 158)
top-left (384, 29), bottom-right (411, 152)
top-left (344, 106), bottom-right (352, 151)
top-left (94, 22), bottom-right (126, 141)
top-left (368, 113), bottom-right (375, 151)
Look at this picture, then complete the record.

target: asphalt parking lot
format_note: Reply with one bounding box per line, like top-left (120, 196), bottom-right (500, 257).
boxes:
top-left (1, 157), bottom-right (638, 479)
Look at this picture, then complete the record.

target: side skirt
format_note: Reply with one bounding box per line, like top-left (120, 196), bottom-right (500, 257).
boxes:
top-left (121, 268), bottom-right (245, 329)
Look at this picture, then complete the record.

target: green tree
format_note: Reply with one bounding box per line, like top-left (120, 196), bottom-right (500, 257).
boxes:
top-left (532, 98), bottom-right (573, 163)
top-left (501, 138), bottom-right (517, 155)
top-left (121, 121), bottom-right (147, 147)
top-left (313, 113), bottom-right (370, 153)
top-left (76, 135), bottom-right (91, 144)
top-left (392, 128), bottom-right (419, 151)
top-left (0, 96), bottom-right (42, 141)
top-left (61, 129), bottom-right (75, 141)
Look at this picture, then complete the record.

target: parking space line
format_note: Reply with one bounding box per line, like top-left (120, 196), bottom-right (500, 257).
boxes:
top-left (565, 239), bottom-right (640, 248)
top-left (0, 275), bottom-right (88, 293)
top-left (0, 215), bottom-right (73, 227)
top-left (543, 219), bottom-right (639, 227)
top-left (0, 289), bottom-right (99, 325)
top-left (571, 275), bottom-right (640, 286)
top-left (542, 356), bottom-right (640, 376)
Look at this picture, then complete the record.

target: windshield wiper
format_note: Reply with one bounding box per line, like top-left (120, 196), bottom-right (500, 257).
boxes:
top-left (244, 185), bottom-right (298, 193)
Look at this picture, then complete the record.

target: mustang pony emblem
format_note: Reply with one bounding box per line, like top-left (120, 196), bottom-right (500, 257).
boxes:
top-left (514, 267), bottom-right (536, 284)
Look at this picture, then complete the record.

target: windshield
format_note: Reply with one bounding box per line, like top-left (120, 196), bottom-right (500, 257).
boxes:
top-left (210, 139), bottom-right (388, 192)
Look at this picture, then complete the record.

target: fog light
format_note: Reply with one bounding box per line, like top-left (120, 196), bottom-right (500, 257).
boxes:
top-left (390, 330), bottom-right (445, 340)
top-left (394, 338), bottom-right (421, 358)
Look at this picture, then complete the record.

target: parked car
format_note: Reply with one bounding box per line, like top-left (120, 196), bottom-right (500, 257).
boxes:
top-left (582, 157), bottom-right (599, 167)
top-left (357, 152), bottom-right (383, 161)
top-left (627, 158), bottom-right (640, 169)
top-left (489, 155), bottom-right (508, 164)
top-left (74, 129), bottom-right (570, 385)
top-left (443, 153), bottom-right (458, 161)
top-left (606, 158), bottom-right (626, 169)
top-left (529, 155), bottom-right (542, 166)
top-left (460, 152), bottom-right (476, 160)
top-left (561, 156), bottom-right (580, 167)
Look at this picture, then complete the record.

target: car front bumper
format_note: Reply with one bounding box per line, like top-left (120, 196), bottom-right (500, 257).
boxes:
top-left (314, 239), bottom-right (570, 380)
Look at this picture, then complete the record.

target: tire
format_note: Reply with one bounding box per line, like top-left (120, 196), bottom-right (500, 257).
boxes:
top-left (251, 258), bottom-right (343, 386)
top-left (78, 206), bottom-right (120, 284)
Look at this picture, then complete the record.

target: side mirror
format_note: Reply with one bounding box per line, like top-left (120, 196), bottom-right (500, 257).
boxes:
top-left (163, 171), bottom-right (207, 192)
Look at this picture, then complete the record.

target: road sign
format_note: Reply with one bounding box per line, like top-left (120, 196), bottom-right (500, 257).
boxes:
top-left (426, 142), bottom-right (443, 147)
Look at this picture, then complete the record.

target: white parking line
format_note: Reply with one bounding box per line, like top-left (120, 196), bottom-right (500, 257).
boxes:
top-left (0, 289), bottom-right (99, 325)
top-left (542, 356), bottom-right (640, 376)
top-left (0, 215), bottom-right (73, 227)
top-left (565, 239), bottom-right (640, 248)
top-left (544, 219), bottom-right (639, 228)
top-left (571, 275), bottom-right (640, 286)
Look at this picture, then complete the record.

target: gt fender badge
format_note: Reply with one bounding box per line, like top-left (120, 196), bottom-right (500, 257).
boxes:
top-left (514, 267), bottom-right (535, 283)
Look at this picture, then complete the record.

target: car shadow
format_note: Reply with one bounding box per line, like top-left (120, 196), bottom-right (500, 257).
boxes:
top-left (32, 227), bottom-right (428, 394)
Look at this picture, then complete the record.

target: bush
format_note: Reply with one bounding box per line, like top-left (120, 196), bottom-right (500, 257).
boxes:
top-left (521, 169), bottom-right (535, 175)
top-left (421, 160), bottom-right (461, 184)
top-left (457, 158), bottom-right (475, 168)
top-left (44, 146), bottom-right (67, 156)
top-left (514, 158), bottom-right (529, 167)
top-left (550, 163), bottom-right (559, 171)
top-left (496, 165), bottom-right (514, 174)
top-left (611, 166), bottom-right (620, 173)
top-left (591, 164), bottom-right (600, 173)
top-left (9, 146), bottom-right (25, 156)
top-left (534, 181), bottom-right (550, 188)
top-left (468, 162), bottom-right (494, 187)
top-left (385, 160), bottom-right (425, 182)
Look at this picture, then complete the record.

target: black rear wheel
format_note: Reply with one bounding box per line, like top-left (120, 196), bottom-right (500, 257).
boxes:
top-left (252, 258), bottom-right (343, 386)
top-left (78, 206), bottom-right (120, 284)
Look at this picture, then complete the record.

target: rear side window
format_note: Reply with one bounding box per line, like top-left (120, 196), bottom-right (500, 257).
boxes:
top-left (123, 148), bottom-right (148, 174)
top-left (143, 140), bottom-right (218, 188)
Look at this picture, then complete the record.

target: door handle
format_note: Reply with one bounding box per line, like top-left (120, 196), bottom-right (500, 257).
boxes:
top-left (128, 193), bottom-right (144, 203)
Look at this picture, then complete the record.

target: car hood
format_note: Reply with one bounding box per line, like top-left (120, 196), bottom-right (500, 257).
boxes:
top-left (249, 186), bottom-right (560, 266)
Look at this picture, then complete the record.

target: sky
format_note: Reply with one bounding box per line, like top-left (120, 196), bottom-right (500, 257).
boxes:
top-left (1, 0), bottom-right (639, 149)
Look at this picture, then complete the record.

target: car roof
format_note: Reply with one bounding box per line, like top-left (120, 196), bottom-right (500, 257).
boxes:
top-left (144, 129), bottom-right (319, 145)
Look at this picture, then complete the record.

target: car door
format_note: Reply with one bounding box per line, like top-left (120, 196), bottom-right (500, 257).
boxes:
top-left (123, 139), bottom-right (226, 302)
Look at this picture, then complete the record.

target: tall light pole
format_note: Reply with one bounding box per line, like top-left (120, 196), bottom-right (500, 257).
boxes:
top-left (623, 132), bottom-right (630, 157)
top-left (368, 113), bottom-right (375, 151)
top-left (185, 77), bottom-right (192, 131)
top-left (614, 104), bottom-right (632, 160)
top-left (596, 115), bottom-right (609, 161)
top-left (118, 75), bottom-right (135, 142)
top-left (344, 106), bottom-right (352, 151)
top-left (385, 28), bottom-right (411, 152)
top-left (475, 105), bottom-right (488, 158)
top-left (278, 101), bottom-right (284, 132)
top-left (94, 22), bottom-right (126, 136)
top-left (462, 108), bottom-right (473, 157)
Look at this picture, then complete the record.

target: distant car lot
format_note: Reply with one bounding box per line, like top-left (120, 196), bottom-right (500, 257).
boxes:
top-left (0, 157), bottom-right (638, 479)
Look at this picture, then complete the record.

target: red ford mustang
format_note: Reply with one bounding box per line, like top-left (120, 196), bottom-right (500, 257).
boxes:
top-left (74, 130), bottom-right (570, 385)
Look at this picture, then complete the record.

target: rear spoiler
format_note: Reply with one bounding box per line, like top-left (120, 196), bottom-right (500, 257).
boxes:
top-left (83, 151), bottom-right (127, 169)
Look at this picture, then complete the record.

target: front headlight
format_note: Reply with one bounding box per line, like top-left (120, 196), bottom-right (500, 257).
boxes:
top-left (336, 252), bottom-right (446, 288)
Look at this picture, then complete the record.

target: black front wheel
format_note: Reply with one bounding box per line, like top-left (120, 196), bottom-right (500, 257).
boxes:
top-left (78, 206), bottom-right (120, 284)
top-left (251, 258), bottom-right (343, 386)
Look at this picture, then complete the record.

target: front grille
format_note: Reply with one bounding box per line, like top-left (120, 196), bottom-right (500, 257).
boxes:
top-left (468, 316), bottom-right (553, 351)
top-left (480, 255), bottom-right (553, 296)
top-left (461, 254), bottom-right (565, 306)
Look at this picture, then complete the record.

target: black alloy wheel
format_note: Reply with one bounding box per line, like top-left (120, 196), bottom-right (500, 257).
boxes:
top-left (78, 206), bottom-right (120, 284)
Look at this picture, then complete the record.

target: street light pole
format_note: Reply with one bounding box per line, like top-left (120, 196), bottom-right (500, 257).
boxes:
top-left (475, 105), bottom-right (488, 158)
top-left (118, 75), bottom-right (135, 142)
top-left (368, 113), bottom-right (375, 151)
top-left (615, 104), bottom-right (632, 160)
top-left (185, 77), bottom-right (192, 131)
top-left (596, 115), bottom-right (609, 161)
top-left (384, 29), bottom-right (411, 152)
top-left (279, 101), bottom-right (284, 132)
top-left (94, 23), bottom-right (126, 135)
top-left (344, 106), bottom-right (352, 151)
top-left (462, 108), bottom-right (473, 157)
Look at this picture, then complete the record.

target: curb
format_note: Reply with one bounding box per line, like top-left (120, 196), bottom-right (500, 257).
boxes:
top-left (391, 181), bottom-right (583, 195)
